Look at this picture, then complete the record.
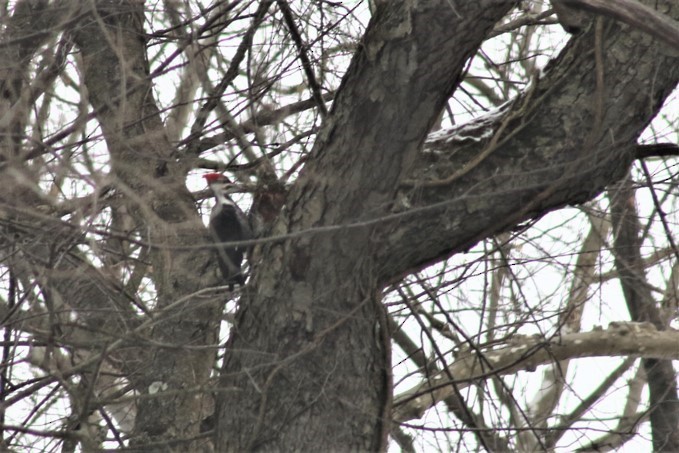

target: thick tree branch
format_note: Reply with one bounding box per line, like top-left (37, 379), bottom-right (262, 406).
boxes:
top-left (378, 1), bottom-right (679, 282)
top-left (635, 142), bottom-right (679, 160)
top-left (561, 0), bottom-right (679, 50)
top-left (394, 322), bottom-right (679, 423)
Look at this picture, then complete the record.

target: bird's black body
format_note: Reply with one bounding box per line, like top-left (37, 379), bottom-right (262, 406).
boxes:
top-left (205, 173), bottom-right (252, 290)
top-left (209, 203), bottom-right (250, 288)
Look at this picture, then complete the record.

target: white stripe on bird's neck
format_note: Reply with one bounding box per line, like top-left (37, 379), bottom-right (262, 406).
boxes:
top-left (215, 190), bottom-right (237, 208)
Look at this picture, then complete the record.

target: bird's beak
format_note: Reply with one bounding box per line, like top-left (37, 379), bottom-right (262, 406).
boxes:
top-left (214, 181), bottom-right (239, 195)
top-left (223, 183), bottom-right (240, 194)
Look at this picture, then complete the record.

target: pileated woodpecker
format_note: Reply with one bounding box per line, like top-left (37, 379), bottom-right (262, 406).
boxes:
top-left (204, 173), bottom-right (252, 290)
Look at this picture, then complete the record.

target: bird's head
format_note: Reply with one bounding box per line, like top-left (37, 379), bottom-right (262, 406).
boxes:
top-left (203, 173), bottom-right (237, 194)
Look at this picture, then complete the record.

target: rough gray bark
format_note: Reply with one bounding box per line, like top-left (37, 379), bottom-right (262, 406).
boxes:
top-left (1, 0), bottom-right (678, 451)
top-left (558, 0), bottom-right (679, 48)
top-left (211, 0), bottom-right (679, 450)
top-left (70, 2), bottom-right (220, 448)
top-left (215, 1), bottom-right (516, 451)
top-left (378, 5), bottom-right (679, 449)
top-left (377, 7), bottom-right (679, 280)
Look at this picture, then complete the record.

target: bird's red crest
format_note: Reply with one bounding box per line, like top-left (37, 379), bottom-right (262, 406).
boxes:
top-left (203, 173), bottom-right (229, 183)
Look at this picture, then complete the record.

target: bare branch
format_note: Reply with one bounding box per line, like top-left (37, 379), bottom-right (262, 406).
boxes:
top-left (394, 323), bottom-right (679, 423)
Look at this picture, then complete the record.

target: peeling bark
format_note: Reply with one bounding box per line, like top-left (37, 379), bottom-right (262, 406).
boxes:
top-left (379, 7), bottom-right (679, 280)
top-left (394, 323), bottom-right (679, 423)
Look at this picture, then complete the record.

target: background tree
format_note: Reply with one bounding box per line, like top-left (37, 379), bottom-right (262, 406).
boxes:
top-left (0, 0), bottom-right (678, 451)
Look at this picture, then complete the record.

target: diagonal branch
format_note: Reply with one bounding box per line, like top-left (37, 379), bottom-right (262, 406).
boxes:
top-left (185, 1), bottom-right (274, 152)
top-left (276, 0), bottom-right (328, 117)
top-left (376, 5), bottom-right (679, 283)
top-left (394, 322), bottom-right (679, 423)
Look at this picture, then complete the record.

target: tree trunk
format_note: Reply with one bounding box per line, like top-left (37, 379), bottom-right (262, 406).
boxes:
top-left (71, 2), bottom-right (220, 448)
top-left (215, 2), bottom-right (516, 451)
